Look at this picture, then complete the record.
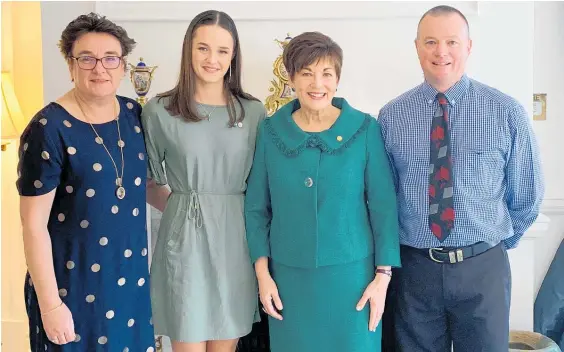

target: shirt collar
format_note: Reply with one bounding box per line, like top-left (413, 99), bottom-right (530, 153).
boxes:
top-left (419, 74), bottom-right (470, 106)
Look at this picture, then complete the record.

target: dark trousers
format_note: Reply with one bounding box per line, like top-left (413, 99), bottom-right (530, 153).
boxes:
top-left (382, 243), bottom-right (511, 352)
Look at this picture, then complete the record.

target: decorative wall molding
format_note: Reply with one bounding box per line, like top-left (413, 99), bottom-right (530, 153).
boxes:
top-left (523, 213), bottom-right (551, 239)
top-left (541, 198), bottom-right (564, 215)
top-left (522, 200), bottom-right (564, 239)
top-left (95, 1), bottom-right (479, 22)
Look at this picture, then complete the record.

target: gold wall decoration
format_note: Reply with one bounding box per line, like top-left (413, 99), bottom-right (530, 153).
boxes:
top-left (155, 336), bottom-right (163, 352)
top-left (265, 34), bottom-right (295, 116)
top-left (533, 93), bottom-right (547, 121)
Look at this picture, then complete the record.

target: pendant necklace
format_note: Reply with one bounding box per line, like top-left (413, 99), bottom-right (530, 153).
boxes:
top-left (74, 91), bottom-right (126, 200)
top-left (200, 104), bottom-right (218, 121)
top-left (200, 101), bottom-right (243, 128)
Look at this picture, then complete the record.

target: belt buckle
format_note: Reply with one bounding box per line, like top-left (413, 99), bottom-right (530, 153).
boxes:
top-left (428, 248), bottom-right (444, 263)
top-left (429, 247), bottom-right (464, 264)
top-left (456, 249), bottom-right (464, 262)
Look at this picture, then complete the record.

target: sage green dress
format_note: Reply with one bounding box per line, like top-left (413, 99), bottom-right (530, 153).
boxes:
top-left (141, 96), bottom-right (265, 343)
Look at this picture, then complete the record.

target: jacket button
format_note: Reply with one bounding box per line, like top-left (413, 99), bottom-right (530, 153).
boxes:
top-left (304, 177), bottom-right (313, 188)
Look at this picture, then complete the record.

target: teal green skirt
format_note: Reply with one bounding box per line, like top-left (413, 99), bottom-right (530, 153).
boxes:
top-left (269, 256), bottom-right (381, 352)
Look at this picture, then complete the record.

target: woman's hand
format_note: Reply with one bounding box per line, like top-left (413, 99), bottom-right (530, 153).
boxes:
top-left (41, 301), bottom-right (76, 344)
top-left (258, 274), bottom-right (284, 321)
top-left (356, 273), bottom-right (391, 331)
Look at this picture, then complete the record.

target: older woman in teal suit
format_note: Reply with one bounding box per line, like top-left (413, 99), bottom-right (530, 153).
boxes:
top-left (244, 32), bottom-right (401, 352)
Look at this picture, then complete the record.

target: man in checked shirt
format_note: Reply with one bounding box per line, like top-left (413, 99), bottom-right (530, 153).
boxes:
top-left (379, 5), bottom-right (544, 352)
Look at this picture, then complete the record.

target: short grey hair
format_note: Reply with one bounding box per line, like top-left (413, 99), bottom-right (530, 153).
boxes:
top-left (417, 5), bottom-right (470, 38)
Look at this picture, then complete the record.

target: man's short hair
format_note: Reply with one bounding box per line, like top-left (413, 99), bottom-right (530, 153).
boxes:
top-left (417, 5), bottom-right (470, 38)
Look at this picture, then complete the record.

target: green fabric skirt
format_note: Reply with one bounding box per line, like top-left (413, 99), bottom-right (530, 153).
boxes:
top-left (269, 256), bottom-right (381, 352)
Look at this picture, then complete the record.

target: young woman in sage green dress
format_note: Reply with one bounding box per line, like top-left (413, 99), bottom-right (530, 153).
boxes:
top-left (142, 10), bottom-right (265, 352)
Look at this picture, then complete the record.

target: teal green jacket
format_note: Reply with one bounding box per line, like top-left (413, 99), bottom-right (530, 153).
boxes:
top-left (244, 98), bottom-right (401, 269)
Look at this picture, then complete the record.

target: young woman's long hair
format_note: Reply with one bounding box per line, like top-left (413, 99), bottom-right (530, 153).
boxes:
top-left (157, 10), bottom-right (258, 126)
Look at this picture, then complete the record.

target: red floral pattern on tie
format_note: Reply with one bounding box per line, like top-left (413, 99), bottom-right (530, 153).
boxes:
top-left (428, 93), bottom-right (455, 241)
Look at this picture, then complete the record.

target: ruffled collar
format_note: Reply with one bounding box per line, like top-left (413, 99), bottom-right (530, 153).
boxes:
top-left (264, 97), bottom-right (370, 156)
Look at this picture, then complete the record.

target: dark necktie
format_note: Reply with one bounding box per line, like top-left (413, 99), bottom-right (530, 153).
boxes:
top-left (429, 93), bottom-right (455, 241)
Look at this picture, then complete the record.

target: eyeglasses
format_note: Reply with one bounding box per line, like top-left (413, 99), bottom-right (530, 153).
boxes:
top-left (70, 56), bottom-right (123, 70)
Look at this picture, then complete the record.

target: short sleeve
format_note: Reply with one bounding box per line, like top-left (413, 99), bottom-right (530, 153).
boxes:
top-left (258, 104), bottom-right (267, 123)
top-left (252, 101), bottom-right (267, 138)
top-left (126, 97), bottom-right (143, 119)
top-left (16, 115), bottom-right (64, 196)
top-left (140, 99), bottom-right (167, 185)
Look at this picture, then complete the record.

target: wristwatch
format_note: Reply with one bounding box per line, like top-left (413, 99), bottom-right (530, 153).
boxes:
top-left (375, 268), bottom-right (392, 277)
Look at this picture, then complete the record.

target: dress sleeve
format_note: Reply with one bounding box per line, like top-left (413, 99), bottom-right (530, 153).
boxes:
top-left (16, 115), bottom-right (64, 196)
top-left (244, 121), bottom-right (272, 263)
top-left (365, 117), bottom-right (401, 267)
top-left (258, 104), bottom-right (267, 123)
top-left (140, 100), bottom-right (167, 185)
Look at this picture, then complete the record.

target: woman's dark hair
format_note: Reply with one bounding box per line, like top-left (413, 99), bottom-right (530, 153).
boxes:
top-left (157, 10), bottom-right (258, 125)
top-left (283, 31), bottom-right (343, 80)
top-left (58, 12), bottom-right (136, 59)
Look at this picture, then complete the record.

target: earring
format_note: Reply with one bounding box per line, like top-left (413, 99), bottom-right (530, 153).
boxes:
top-left (229, 66), bottom-right (232, 82)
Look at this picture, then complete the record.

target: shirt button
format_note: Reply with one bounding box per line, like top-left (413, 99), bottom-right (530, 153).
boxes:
top-left (304, 177), bottom-right (313, 188)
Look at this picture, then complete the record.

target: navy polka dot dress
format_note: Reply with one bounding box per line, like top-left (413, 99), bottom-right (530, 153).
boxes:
top-left (17, 96), bottom-right (155, 351)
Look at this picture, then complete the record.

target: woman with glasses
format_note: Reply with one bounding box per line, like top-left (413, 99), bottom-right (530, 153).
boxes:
top-left (17, 13), bottom-right (155, 351)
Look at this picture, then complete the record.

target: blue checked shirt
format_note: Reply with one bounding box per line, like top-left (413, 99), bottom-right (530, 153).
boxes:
top-left (378, 75), bottom-right (544, 249)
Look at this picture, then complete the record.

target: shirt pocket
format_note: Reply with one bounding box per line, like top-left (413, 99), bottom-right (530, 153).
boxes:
top-left (455, 148), bottom-right (505, 198)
